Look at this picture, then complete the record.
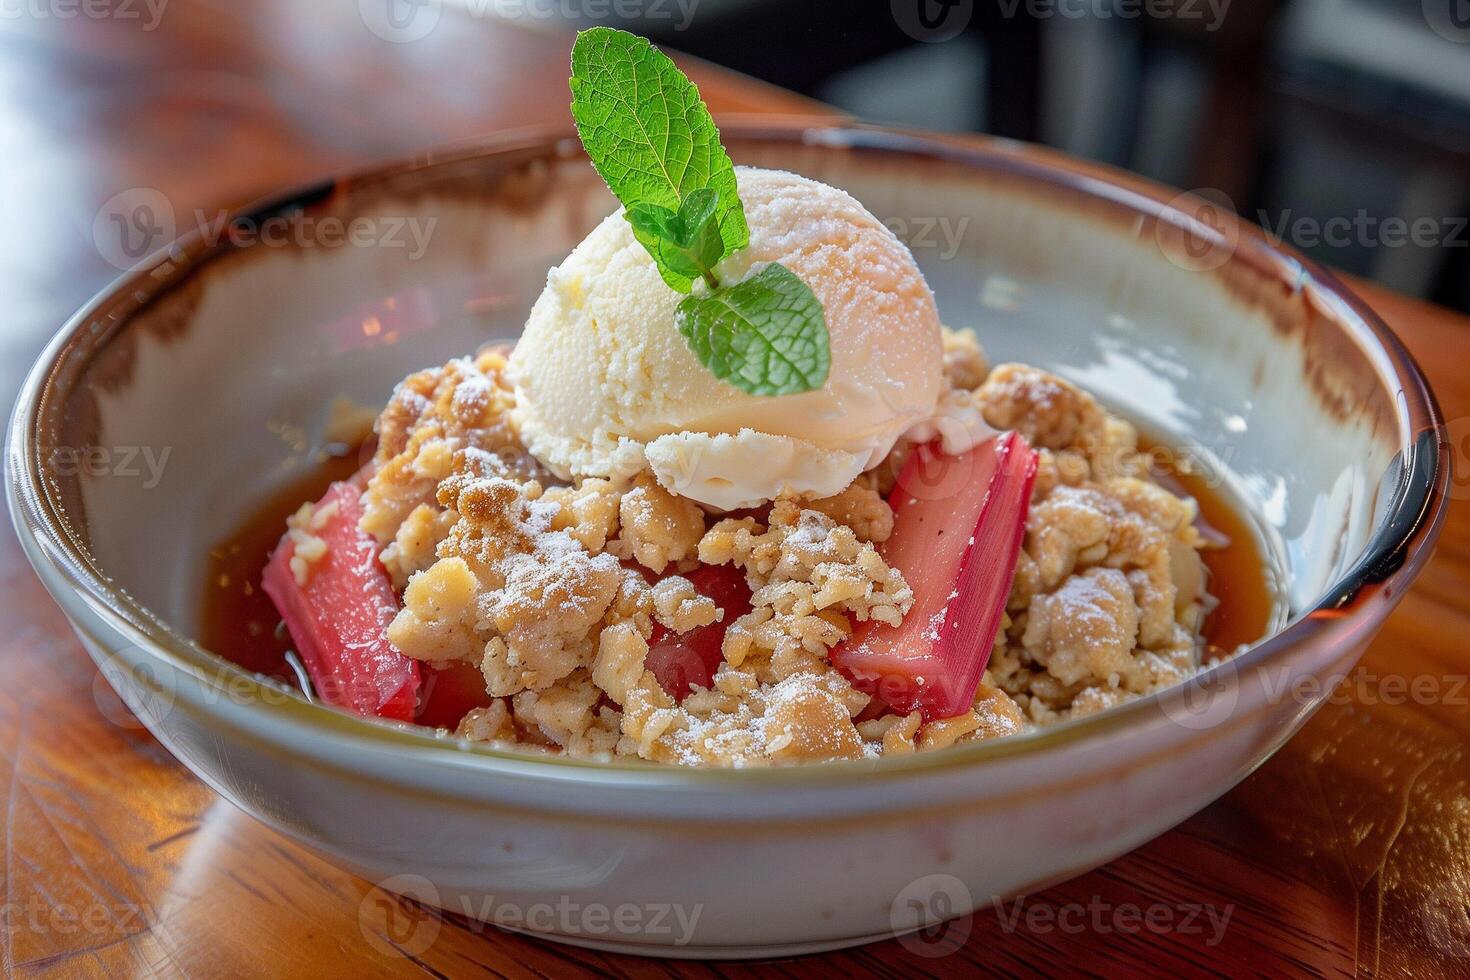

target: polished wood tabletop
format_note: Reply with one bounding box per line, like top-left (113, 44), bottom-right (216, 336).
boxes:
top-left (2, 4), bottom-right (1467, 977)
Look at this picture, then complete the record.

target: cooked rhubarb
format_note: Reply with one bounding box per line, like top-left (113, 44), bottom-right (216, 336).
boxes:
top-left (832, 432), bottom-right (1038, 721)
top-left (415, 661), bottom-right (492, 729)
top-left (645, 564), bottom-right (753, 701)
top-left (262, 482), bottom-right (419, 721)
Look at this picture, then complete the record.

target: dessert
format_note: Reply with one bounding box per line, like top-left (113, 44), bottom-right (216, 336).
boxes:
top-left (209, 29), bottom-right (1268, 767)
top-left (510, 166), bottom-right (948, 510)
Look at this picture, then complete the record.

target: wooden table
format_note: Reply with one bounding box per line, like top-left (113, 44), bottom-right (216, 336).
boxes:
top-left (2, 5), bottom-right (1466, 977)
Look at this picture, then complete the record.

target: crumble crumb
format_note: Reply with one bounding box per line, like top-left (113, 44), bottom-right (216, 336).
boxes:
top-left (941, 325), bottom-right (989, 392)
top-left (608, 471), bottom-right (706, 574)
top-left (650, 576), bottom-right (720, 633)
top-left (284, 499), bottom-right (336, 585)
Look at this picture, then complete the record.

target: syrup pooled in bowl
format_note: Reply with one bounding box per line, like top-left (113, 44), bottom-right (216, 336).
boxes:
top-left (200, 434), bottom-right (1278, 728)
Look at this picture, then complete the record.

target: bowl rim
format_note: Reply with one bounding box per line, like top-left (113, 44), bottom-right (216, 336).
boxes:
top-left (6, 122), bottom-right (1450, 788)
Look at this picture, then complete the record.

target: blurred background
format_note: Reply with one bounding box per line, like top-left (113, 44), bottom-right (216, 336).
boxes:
top-left (4, 0), bottom-right (1470, 325)
top-left (601, 0), bottom-right (1470, 314)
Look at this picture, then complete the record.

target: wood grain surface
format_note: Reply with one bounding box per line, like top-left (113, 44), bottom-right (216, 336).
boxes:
top-left (1, 4), bottom-right (1466, 977)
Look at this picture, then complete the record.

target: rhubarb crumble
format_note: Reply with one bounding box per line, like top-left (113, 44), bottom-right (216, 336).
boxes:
top-left (234, 28), bottom-right (1264, 767)
top-left (254, 329), bottom-right (1227, 767)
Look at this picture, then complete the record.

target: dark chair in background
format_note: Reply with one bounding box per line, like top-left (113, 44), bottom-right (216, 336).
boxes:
top-left (636, 0), bottom-right (1470, 313)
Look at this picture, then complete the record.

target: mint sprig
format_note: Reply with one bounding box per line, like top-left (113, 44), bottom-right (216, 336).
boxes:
top-left (570, 27), bottom-right (830, 397)
top-left (626, 188), bottom-right (724, 291)
top-left (570, 27), bottom-right (747, 288)
top-left (676, 264), bottom-right (830, 395)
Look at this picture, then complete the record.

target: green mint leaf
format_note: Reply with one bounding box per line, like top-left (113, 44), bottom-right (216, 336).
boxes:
top-left (674, 263), bottom-right (830, 396)
top-left (625, 201), bottom-right (682, 245)
top-left (626, 203), bottom-right (698, 291)
top-left (679, 189), bottom-right (726, 274)
top-left (625, 189), bottom-right (725, 291)
top-left (570, 27), bottom-right (749, 282)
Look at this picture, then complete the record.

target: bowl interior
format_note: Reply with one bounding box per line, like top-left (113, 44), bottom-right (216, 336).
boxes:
top-left (41, 129), bottom-right (1412, 660)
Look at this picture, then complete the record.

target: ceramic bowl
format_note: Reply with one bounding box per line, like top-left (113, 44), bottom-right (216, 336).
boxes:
top-left (6, 125), bottom-right (1448, 957)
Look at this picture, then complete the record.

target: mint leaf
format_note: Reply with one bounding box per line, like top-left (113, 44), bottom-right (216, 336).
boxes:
top-left (675, 263), bottom-right (830, 396)
top-left (570, 27), bottom-right (749, 275)
top-left (569, 28), bottom-right (830, 398)
top-left (626, 189), bottom-right (724, 291)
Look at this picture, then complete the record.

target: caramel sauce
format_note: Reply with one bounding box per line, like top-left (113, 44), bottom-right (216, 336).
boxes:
top-left (1142, 439), bottom-right (1279, 657)
top-left (200, 439), bottom-right (1278, 694)
top-left (200, 448), bottom-right (365, 679)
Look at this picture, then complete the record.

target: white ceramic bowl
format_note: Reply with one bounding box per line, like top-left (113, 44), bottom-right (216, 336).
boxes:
top-left (7, 126), bottom-right (1448, 957)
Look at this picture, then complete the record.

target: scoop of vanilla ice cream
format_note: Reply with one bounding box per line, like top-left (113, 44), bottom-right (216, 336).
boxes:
top-left (507, 167), bottom-right (944, 509)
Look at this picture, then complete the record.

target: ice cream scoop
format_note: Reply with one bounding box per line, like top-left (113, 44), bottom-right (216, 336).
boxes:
top-left (508, 166), bottom-right (945, 509)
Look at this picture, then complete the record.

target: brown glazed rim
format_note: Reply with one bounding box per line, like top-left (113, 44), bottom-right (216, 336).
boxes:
top-left (6, 123), bottom-right (1451, 789)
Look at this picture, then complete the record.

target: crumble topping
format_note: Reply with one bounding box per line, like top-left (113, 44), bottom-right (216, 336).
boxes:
top-left (283, 497), bottom-right (340, 585)
top-left (342, 326), bottom-right (1222, 765)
